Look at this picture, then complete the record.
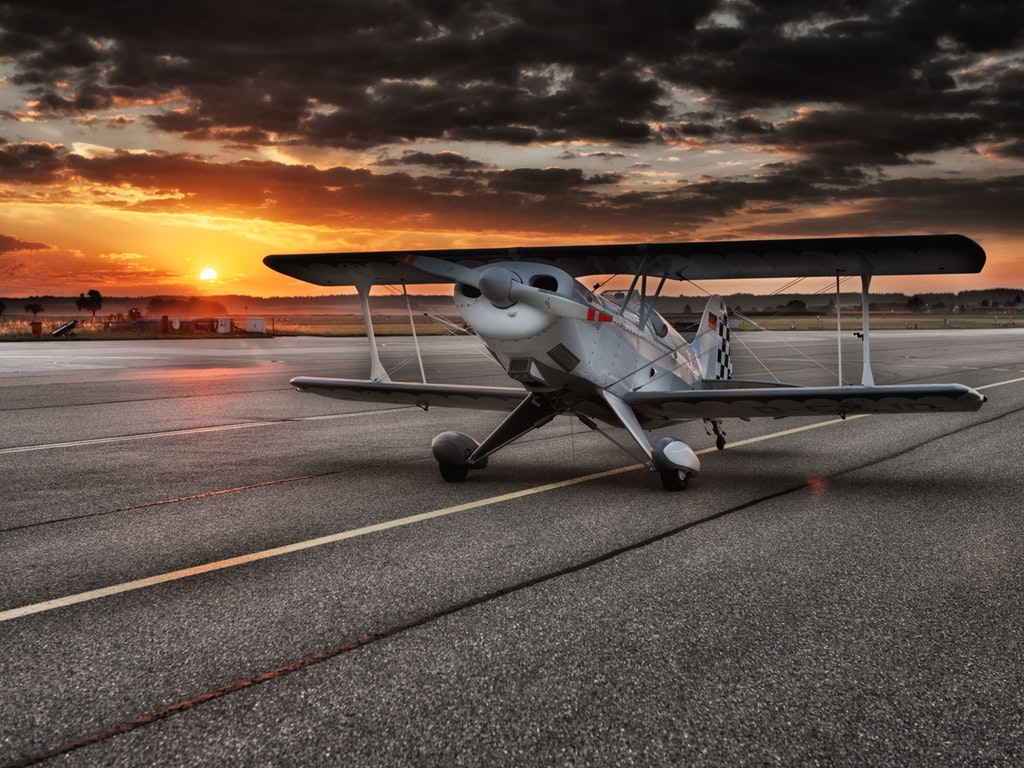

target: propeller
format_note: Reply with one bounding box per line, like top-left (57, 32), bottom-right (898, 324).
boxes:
top-left (396, 253), bottom-right (480, 287)
top-left (397, 254), bottom-right (613, 323)
top-left (506, 280), bottom-right (613, 322)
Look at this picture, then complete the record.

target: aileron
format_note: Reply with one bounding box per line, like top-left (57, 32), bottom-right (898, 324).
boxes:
top-left (291, 377), bottom-right (526, 412)
top-left (626, 384), bottom-right (986, 420)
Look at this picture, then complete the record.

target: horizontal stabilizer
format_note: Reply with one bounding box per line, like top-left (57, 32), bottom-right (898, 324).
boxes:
top-left (625, 384), bottom-right (985, 421)
top-left (290, 377), bottom-right (526, 412)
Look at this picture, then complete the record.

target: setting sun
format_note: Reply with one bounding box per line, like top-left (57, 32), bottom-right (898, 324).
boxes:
top-left (199, 268), bottom-right (218, 281)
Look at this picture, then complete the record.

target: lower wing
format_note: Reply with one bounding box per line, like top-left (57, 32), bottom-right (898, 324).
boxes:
top-left (625, 384), bottom-right (986, 420)
top-left (290, 377), bottom-right (527, 411)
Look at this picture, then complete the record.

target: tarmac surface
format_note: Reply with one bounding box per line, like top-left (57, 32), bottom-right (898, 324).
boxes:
top-left (1, 329), bottom-right (1022, 766)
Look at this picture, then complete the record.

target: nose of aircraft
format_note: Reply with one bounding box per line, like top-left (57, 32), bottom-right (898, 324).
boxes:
top-left (477, 266), bottom-right (518, 308)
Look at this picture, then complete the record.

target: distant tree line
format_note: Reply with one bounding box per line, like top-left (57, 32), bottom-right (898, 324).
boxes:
top-left (146, 296), bottom-right (229, 316)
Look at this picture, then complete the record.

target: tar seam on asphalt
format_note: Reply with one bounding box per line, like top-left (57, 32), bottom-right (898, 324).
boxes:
top-left (0, 468), bottom-right (381, 534)
top-left (0, 385), bottom-right (296, 413)
top-left (0, 423), bottom-right (584, 534)
top-left (4, 408), bottom-right (1018, 768)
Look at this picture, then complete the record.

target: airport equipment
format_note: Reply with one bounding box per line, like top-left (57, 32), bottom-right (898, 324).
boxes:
top-left (51, 320), bottom-right (78, 338)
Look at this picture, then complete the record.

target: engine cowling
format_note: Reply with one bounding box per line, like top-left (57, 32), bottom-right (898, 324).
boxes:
top-left (454, 262), bottom-right (589, 340)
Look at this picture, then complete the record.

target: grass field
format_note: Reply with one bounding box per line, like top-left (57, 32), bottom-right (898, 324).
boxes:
top-left (0, 311), bottom-right (1017, 342)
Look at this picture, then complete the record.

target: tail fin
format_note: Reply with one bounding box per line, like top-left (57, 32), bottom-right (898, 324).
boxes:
top-left (693, 295), bottom-right (732, 381)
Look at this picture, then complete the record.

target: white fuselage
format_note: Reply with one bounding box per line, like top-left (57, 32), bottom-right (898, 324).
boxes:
top-left (452, 262), bottom-right (703, 403)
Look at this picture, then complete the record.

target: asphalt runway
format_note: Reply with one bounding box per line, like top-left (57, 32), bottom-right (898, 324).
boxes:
top-left (1, 329), bottom-right (1022, 766)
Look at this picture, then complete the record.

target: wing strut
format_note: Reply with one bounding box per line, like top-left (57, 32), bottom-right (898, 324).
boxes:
top-left (354, 278), bottom-right (390, 382)
top-left (860, 264), bottom-right (875, 386)
top-left (467, 394), bottom-right (560, 464)
top-left (600, 390), bottom-right (654, 467)
top-left (836, 273), bottom-right (843, 386)
top-left (402, 282), bottom-right (427, 384)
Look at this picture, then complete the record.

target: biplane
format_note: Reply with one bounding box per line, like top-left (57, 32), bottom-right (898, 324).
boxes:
top-left (264, 235), bottom-right (986, 490)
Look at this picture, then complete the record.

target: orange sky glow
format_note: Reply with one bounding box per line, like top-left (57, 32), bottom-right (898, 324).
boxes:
top-left (1, 3), bottom-right (1022, 300)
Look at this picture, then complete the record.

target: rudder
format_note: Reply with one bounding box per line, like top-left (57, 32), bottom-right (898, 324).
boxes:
top-left (693, 295), bottom-right (731, 381)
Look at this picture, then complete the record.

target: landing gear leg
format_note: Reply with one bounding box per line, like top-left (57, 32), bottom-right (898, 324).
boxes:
top-left (705, 418), bottom-right (727, 450)
top-left (431, 395), bottom-right (559, 484)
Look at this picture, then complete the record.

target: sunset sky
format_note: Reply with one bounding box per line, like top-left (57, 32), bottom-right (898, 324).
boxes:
top-left (1, 0), bottom-right (1022, 298)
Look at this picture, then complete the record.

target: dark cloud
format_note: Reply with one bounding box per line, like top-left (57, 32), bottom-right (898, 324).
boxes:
top-left (1, 139), bottom-right (1016, 245)
top-left (1, 0), bottom-right (1021, 168)
top-left (0, 232), bottom-right (49, 253)
top-left (0, 232), bottom-right (47, 284)
top-left (486, 168), bottom-right (622, 196)
top-left (726, 115), bottom-right (775, 136)
top-left (0, 141), bottom-right (68, 182)
top-left (375, 151), bottom-right (486, 170)
top-left (1, 2), bottom-right (1023, 247)
top-left (746, 174), bottom-right (1024, 238)
top-left (0, 1), bottom-right (710, 147)
top-left (768, 109), bottom-right (991, 166)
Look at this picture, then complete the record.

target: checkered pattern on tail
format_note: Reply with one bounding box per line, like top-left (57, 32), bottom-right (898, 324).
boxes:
top-left (693, 295), bottom-right (732, 381)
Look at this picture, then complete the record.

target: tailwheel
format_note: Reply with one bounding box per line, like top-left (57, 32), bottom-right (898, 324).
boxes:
top-left (439, 463), bottom-right (469, 482)
top-left (705, 418), bottom-right (727, 450)
top-left (660, 469), bottom-right (690, 492)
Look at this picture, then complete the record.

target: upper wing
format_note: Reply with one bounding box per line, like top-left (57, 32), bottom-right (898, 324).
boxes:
top-left (264, 234), bottom-right (985, 287)
top-left (290, 377), bottom-right (527, 411)
top-left (625, 384), bottom-right (986, 421)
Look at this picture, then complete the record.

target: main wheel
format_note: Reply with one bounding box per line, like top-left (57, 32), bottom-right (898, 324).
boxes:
top-left (660, 469), bottom-right (690, 492)
top-left (716, 434), bottom-right (726, 450)
top-left (439, 463), bottom-right (469, 482)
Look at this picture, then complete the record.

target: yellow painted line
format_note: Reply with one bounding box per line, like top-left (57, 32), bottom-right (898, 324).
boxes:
top-left (977, 376), bottom-right (1024, 391)
top-left (710, 415), bottom-right (869, 450)
top-left (0, 464), bottom-right (638, 623)
top-left (5, 376), bottom-right (1018, 622)
top-left (0, 421), bottom-right (287, 454)
top-left (0, 409), bottom-right (407, 454)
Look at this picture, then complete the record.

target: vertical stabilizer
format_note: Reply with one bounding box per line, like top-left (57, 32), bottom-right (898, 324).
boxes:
top-left (693, 295), bottom-right (732, 381)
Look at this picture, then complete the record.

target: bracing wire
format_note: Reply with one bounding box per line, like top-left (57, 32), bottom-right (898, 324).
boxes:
top-left (682, 274), bottom-right (859, 385)
top-left (371, 283), bottom-right (500, 380)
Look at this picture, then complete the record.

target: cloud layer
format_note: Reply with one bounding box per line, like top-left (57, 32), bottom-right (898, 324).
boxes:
top-left (1, 1), bottom-right (1022, 293)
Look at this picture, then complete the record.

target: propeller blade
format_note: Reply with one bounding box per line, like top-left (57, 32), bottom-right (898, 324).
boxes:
top-left (507, 282), bottom-right (613, 322)
top-left (396, 253), bottom-right (480, 287)
top-left (398, 254), bottom-right (613, 322)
